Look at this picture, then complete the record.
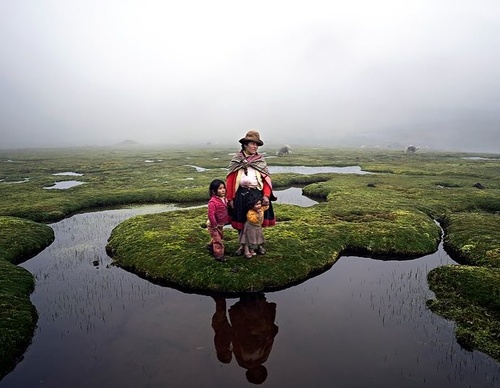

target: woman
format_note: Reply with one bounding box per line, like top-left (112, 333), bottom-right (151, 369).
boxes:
top-left (226, 130), bottom-right (276, 255)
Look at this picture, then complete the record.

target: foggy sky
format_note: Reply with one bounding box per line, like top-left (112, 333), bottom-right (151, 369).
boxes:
top-left (2, 1), bottom-right (500, 152)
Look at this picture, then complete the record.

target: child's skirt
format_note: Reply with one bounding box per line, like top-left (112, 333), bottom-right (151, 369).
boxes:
top-left (239, 222), bottom-right (265, 248)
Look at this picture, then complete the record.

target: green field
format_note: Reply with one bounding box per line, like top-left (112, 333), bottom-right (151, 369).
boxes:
top-left (1, 145), bottom-right (499, 377)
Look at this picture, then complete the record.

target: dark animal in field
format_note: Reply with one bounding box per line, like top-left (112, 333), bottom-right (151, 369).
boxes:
top-left (277, 145), bottom-right (291, 156)
top-left (473, 182), bottom-right (485, 189)
top-left (404, 145), bottom-right (419, 154)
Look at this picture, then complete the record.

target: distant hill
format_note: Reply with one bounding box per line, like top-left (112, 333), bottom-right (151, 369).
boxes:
top-left (113, 140), bottom-right (142, 147)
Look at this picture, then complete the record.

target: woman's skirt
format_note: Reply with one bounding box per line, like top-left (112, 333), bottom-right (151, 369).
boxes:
top-left (229, 187), bottom-right (275, 230)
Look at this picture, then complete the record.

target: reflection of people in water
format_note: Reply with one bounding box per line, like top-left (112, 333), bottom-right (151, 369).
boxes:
top-left (212, 297), bottom-right (233, 364)
top-left (211, 294), bottom-right (279, 385)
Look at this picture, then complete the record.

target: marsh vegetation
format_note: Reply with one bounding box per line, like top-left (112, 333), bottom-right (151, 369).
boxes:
top-left (1, 145), bottom-right (499, 384)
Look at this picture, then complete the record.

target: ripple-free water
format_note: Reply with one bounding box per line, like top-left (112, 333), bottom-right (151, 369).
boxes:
top-left (2, 192), bottom-right (500, 387)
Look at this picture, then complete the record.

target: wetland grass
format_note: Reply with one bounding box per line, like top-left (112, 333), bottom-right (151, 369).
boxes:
top-left (0, 216), bottom-right (54, 378)
top-left (1, 145), bottom-right (500, 374)
top-left (427, 265), bottom-right (500, 360)
top-left (426, 211), bottom-right (500, 360)
top-left (0, 259), bottom-right (37, 379)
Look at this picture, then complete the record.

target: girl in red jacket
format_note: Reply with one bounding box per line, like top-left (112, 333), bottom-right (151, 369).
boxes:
top-left (207, 179), bottom-right (229, 262)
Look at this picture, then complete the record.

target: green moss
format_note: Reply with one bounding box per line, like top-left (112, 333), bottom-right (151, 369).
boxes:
top-left (0, 216), bottom-right (55, 264)
top-left (106, 205), bottom-right (339, 293)
top-left (106, 203), bottom-right (440, 293)
top-left (0, 259), bottom-right (37, 378)
top-left (426, 211), bottom-right (500, 360)
top-left (0, 217), bottom-right (54, 378)
top-left (427, 265), bottom-right (500, 360)
top-left (441, 212), bottom-right (500, 268)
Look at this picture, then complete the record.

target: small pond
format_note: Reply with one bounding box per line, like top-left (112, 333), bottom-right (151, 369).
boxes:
top-left (462, 157), bottom-right (499, 161)
top-left (268, 165), bottom-right (373, 175)
top-left (44, 181), bottom-right (86, 190)
top-left (185, 164), bottom-right (372, 175)
top-left (2, 187), bottom-right (500, 387)
top-left (52, 172), bottom-right (84, 176)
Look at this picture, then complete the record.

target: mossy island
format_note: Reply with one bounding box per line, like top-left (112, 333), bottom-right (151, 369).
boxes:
top-left (105, 202), bottom-right (441, 294)
top-left (1, 146), bottom-right (500, 378)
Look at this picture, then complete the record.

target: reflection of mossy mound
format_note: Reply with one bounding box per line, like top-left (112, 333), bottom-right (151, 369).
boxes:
top-left (106, 203), bottom-right (440, 294)
top-left (0, 217), bottom-right (54, 379)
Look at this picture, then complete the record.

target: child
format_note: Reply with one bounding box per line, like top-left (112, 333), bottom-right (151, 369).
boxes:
top-left (207, 179), bottom-right (229, 262)
top-left (239, 190), bottom-right (269, 259)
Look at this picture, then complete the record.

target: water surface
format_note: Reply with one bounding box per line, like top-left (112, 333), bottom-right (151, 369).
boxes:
top-left (268, 165), bottom-right (372, 175)
top-left (43, 181), bottom-right (85, 190)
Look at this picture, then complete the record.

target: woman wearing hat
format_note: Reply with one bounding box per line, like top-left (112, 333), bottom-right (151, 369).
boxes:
top-left (226, 130), bottom-right (276, 255)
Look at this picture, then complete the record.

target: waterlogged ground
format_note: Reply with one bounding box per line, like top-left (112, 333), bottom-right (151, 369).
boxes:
top-left (1, 190), bottom-right (500, 387)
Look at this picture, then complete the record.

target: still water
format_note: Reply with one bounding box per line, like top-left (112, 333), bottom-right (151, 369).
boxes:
top-left (2, 188), bottom-right (500, 387)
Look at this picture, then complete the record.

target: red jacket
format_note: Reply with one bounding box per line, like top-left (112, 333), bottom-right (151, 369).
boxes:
top-left (207, 196), bottom-right (229, 227)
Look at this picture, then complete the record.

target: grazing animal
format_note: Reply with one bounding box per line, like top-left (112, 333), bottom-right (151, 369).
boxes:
top-left (277, 145), bottom-right (291, 156)
top-left (404, 145), bottom-right (419, 154)
top-left (473, 182), bottom-right (485, 189)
